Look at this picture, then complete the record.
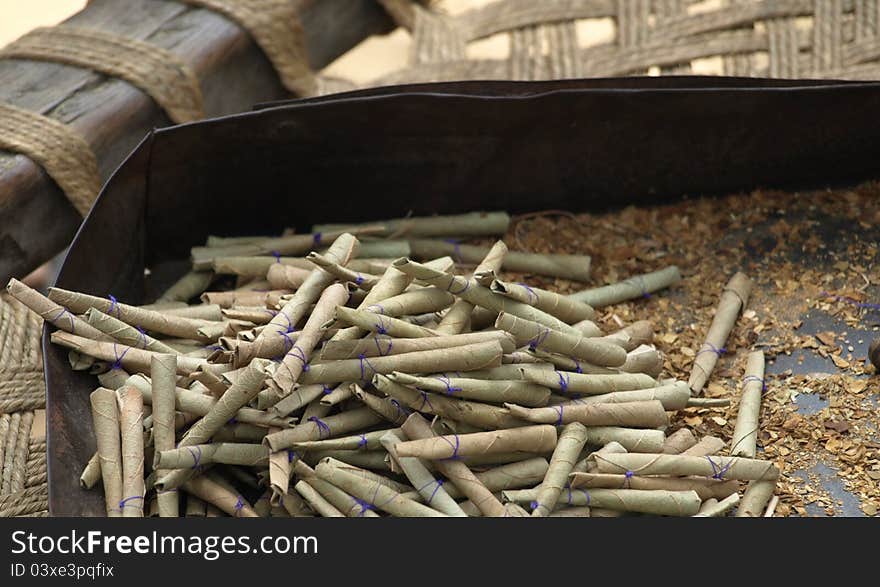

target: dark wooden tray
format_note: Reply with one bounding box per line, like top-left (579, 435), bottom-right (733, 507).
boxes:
top-left (45, 76), bottom-right (880, 515)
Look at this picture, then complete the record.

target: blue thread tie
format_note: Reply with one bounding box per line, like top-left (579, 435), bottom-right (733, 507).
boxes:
top-left (356, 434), bottom-right (368, 449)
top-left (108, 294), bottom-right (120, 317)
top-left (440, 434), bottom-right (461, 461)
top-left (623, 470), bottom-right (634, 488)
top-left (417, 390), bottom-right (435, 412)
top-left (287, 450), bottom-right (298, 463)
top-left (434, 374), bottom-right (462, 396)
top-left (516, 283), bottom-right (539, 304)
top-left (118, 496), bottom-right (143, 512)
top-left (444, 238), bottom-right (463, 264)
top-left (51, 307), bottom-right (75, 332)
top-left (389, 399), bottom-right (409, 421)
top-left (233, 496), bottom-right (245, 516)
top-left (372, 334), bottom-right (393, 357)
top-left (555, 405), bottom-right (564, 426)
top-left (187, 446), bottom-right (203, 469)
top-left (696, 342), bottom-right (726, 358)
top-left (557, 371), bottom-right (570, 393)
top-left (271, 250), bottom-right (281, 263)
top-left (355, 274), bottom-right (365, 286)
top-left (528, 328), bottom-right (551, 351)
top-left (312, 232), bottom-right (322, 248)
top-left (705, 456), bottom-right (733, 480)
top-left (374, 315), bottom-right (388, 335)
top-left (287, 346), bottom-right (309, 372)
top-left (573, 359), bottom-right (583, 374)
top-left (321, 385), bottom-right (334, 395)
top-left (308, 416), bottom-right (331, 438)
top-left (135, 326), bottom-right (148, 349)
top-left (743, 375), bottom-right (767, 392)
top-left (353, 498), bottom-right (375, 517)
top-left (358, 353), bottom-right (377, 382)
top-left (446, 276), bottom-right (470, 295)
top-left (418, 479), bottom-right (444, 504)
top-left (110, 344), bottom-right (129, 371)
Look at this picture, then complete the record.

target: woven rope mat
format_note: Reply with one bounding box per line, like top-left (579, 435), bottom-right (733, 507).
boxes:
top-left (0, 293), bottom-right (46, 517)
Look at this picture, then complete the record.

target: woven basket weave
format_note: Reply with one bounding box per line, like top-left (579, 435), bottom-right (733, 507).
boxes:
top-left (0, 293), bottom-right (46, 517)
top-left (4, 0), bottom-right (880, 517)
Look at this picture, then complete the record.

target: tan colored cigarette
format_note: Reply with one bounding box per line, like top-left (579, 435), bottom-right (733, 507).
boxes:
top-left (6, 278), bottom-right (111, 341)
top-left (567, 266), bottom-right (681, 307)
top-left (594, 453), bottom-right (779, 481)
top-left (116, 386), bottom-right (144, 517)
top-left (531, 423), bottom-right (588, 517)
top-left (395, 425), bottom-right (557, 460)
top-left (519, 366), bottom-right (656, 395)
top-left (264, 407), bottom-right (384, 451)
top-left (90, 388), bottom-right (123, 517)
top-left (504, 400), bottom-right (668, 428)
top-left (489, 278), bottom-right (595, 323)
top-left (730, 350), bottom-right (765, 457)
top-left (86, 308), bottom-right (178, 355)
top-left (151, 355), bottom-right (178, 517)
top-left (389, 372), bottom-right (551, 407)
top-left (688, 272), bottom-right (752, 394)
top-left (496, 312), bottom-right (625, 367)
top-left (569, 472), bottom-right (739, 501)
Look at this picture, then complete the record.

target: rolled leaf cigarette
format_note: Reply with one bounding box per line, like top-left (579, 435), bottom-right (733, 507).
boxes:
top-left (532, 423), bottom-right (589, 517)
top-left (264, 407), bottom-right (384, 451)
top-left (620, 345), bottom-right (663, 377)
top-left (47, 287), bottom-right (220, 341)
top-left (185, 495), bottom-right (207, 516)
top-left (182, 476), bottom-right (257, 517)
top-left (86, 308), bottom-right (179, 355)
top-left (291, 428), bottom-right (399, 452)
top-left (395, 425), bottom-right (557, 460)
top-left (271, 383), bottom-right (328, 418)
top-left (573, 381), bottom-right (690, 410)
top-left (502, 351), bottom-right (543, 364)
top-left (321, 331), bottom-right (514, 360)
top-left (159, 304), bottom-right (225, 321)
top-left (202, 289), bottom-right (289, 308)
top-left (374, 374), bottom-right (525, 430)
top-left (155, 444), bottom-right (268, 468)
top-left (210, 423), bottom-right (268, 443)
top-left (319, 457), bottom-right (413, 494)
top-left (304, 450), bottom-right (391, 471)
top-left (221, 306), bottom-right (277, 324)
top-left (730, 351), bottom-right (765, 457)
top-left (351, 239), bottom-right (411, 259)
top-left (319, 383), bottom-right (353, 407)
top-left (240, 233), bottom-right (359, 366)
top-left (489, 278), bottom-right (595, 323)
top-left (151, 355), bottom-right (178, 517)
top-left (79, 453), bottom-right (102, 490)
top-left (294, 480), bottom-right (345, 517)
top-left (576, 427), bottom-right (664, 453)
top-left (575, 441), bottom-right (626, 474)
top-left (194, 228), bottom-right (372, 266)
top-left (434, 241), bottom-right (507, 335)
top-left (688, 272), bottom-right (753, 394)
top-left (520, 367), bottom-right (656, 395)
top-left (594, 453), bottom-right (779, 481)
top-left (693, 493), bottom-right (740, 517)
top-left (389, 372), bottom-right (550, 407)
top-left (764, 495), bottom-right (779, 517)
top-left (155, 362), bottom-right (267, 490)
top-left (334, 306), bottom-right (438, 338)
top-left (301, 476), bottom-right (379, 518)
top-left (350, 383), bottom-right (412, 425)
top-left (409, 239), bottom-right (591, 281)
top-left (600, 320), bottom-right (654, 352)
top-left (392, 258), bottom-right (579, 334)
top-left (504, 400), bottom-right (668, 428)
top-left (735, 479), bottom-right (776, 517)
top-left (528, 350), bottom-right (617, 375)
top-left (569, 472), bottom-right (739, 501)
top-left (315, 460), bottom-right (445, 517)
top-left (401, 413), bottom-right (505, 517)
top-left (299, 340), bottom-right (503, 385)
top-left (381, 430), bottom-right (467, 517)
top-left (316, 212), bottom-right (510, 238)
top-left (116, 386), bottom-right (145, 517)
top-left (509, 487), bottom-right (702, 516)
top-left (157, 270), bottom-right (214, 303)
top-left (267, 263), bottom-right (312, 290)
top-left (6, 278), bottom-right (111, 341)
top-left (307, 251), bottom-right (380, 289)
top-left (570, 319), bottom-right (603, 337)
top-left (266, 283), bottom-right (350, 405)
top-left (126, 373), bottom-right (292, 428)
top-left (465, 363), bottom-right (554, 381)
top-left (363, 287), bottom-right (455, 317)
top-left (90, 388), bottom-right (124, 517)
top-left (662, 428), bottom-right (698, 454)
top-left (496, 312), bottom-right (625, 367)
top-left (439, 457), bottom-right (550, 500)
top-left (567, 266), bottom-right (681, 307)
top-left (682, 436), bottom-right (726, 457)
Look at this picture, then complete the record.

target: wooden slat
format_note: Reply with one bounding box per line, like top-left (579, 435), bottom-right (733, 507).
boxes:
top-left (0, 0), bottom-right (393, 283)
